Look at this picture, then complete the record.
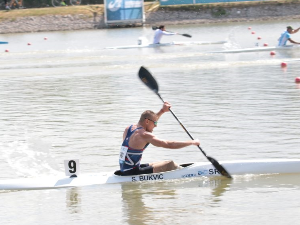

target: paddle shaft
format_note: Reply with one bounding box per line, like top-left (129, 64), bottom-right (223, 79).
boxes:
top-left (152, 26), bottom-right (192, 38)
top-left (156, 92), bottom-right (207, 156)
top-left (138, 66), bottom-right (232, 178)
top-left (165, 31), bottom-right (191, 38)
top-left (157, 92), bottom-right (232, 178)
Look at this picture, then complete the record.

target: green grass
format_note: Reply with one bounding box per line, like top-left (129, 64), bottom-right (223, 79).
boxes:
top-left (0, 5), bottom-right (104, 22)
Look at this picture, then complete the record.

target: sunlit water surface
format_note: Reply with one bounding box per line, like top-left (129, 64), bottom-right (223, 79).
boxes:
top-left (0, 20), bottom-right (300, 224)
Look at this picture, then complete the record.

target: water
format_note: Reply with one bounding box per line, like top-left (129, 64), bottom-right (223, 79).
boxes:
top-left (0, 20), bottom-right (300, 224)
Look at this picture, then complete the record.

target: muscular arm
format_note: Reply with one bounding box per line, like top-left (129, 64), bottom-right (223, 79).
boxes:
top-left (142, 132), bottom-right (200, 149)
top-left (156, 102), bottom-right (171, 120)
top-left (288, 38), bottom-right (300, 44)
top-left (162, 31), bottom-right (176, 36)
top-left (291, 27), bottom-right (300, 34)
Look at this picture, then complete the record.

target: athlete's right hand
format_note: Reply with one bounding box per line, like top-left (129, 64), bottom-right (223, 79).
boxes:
top-left (162, 102), bottom-right (171, 113)
top-left (192, 139), bottom-right (200, 146)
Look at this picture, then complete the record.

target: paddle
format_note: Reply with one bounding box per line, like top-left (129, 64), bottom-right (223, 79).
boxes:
top-left (138, 66), bottom-right (232, 179)
top-left (152, 26), bottom-right (192, 38)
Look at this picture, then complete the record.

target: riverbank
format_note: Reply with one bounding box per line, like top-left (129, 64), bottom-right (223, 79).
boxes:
top-left (0, 1), bottom-right (300, 34)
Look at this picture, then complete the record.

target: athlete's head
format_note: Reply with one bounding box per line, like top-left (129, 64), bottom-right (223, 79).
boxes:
top-left (287, 26), bottom-right (293, 33)
top-left (159, 25), bottom-right (165, 30)
top-left (139, 110), bottom-right (158, 132)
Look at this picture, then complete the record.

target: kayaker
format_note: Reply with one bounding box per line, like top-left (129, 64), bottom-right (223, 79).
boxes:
top-left (119, 102), bottom-right (200, 176)
top-left (278, 26), bottom-right (300, 46)
top-left (153, 25), bottom-right (177, 44)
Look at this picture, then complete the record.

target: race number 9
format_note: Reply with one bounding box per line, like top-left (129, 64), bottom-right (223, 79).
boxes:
top-left (64, 159), bottom-right (80, 176)
top-left (68, 160), bottom-right (76, 173)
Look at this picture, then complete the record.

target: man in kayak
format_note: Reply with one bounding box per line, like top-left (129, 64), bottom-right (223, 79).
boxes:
top-left (278, 26), bottom-right (300, 46)
top-left (153, 25), bottom-right (177, 44)
top-left (119, 102), bottom-right (200, 176)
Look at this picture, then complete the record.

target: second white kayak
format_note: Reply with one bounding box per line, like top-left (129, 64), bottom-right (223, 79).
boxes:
top-left (105, 40), bottom-right (227, 49)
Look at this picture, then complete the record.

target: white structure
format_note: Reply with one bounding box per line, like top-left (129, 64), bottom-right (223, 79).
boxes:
top-left (104, 0), bottom-right (145, 27)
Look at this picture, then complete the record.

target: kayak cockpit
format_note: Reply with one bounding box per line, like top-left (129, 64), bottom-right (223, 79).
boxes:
top-left (113, 163), bottom-right (194, 176)
top-left (179, 163), bottom-right (194, 167)
top-left (114, 170), bottom-right (122, 176)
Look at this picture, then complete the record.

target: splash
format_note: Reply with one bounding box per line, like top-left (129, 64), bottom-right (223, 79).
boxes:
top-left (137, 36), bottom-right (149, 46)
top-left (223, 27), bottom-right (241, 50)
top-left (0, 134), bottom-right (61, 178)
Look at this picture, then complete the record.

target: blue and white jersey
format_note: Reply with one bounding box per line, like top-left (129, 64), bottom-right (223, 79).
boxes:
top-left (119, 125), bottom-right (149, 172)
top-left (278, 31), bottom-right (291, 46)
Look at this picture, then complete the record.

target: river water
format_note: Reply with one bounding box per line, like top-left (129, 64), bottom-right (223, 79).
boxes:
top-left (0, 20), bottom-right (300, 224)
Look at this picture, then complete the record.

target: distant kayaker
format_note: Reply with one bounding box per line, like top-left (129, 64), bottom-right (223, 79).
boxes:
top-left (278, 26), bottom-right (300, 46)
top-left (119, 102), bottom-right (200, 176)
top-left (153, 25), bottom-right (177, 44)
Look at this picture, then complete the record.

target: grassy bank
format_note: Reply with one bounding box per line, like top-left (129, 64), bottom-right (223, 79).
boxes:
top-left (0, 5), bottom-right (103, 22)
top-left (0, 0), bottom-right (299, 22)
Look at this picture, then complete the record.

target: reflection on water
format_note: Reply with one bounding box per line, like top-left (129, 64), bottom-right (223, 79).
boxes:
top-left (120, 178), bottom-right (232, 224)
top-left (66, 188), bottom-right (81, 214)
top-left (231, 173), bottom-right (300, 191)
top-left (121, 183), bottom-right (161, 225)
top-left (201, 178), bottom-right (232, 206)
top-left (120, 174), bottom-right (300, 224)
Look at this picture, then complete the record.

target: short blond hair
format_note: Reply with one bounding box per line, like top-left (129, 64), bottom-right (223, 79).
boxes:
top-left (139, 110), bottom-right (156, 123)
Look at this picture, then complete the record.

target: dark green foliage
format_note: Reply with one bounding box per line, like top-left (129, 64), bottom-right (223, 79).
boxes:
top-left (211, 6), bottom-right (227, 17)
top-left (24, 0), bottom-right (104, 8)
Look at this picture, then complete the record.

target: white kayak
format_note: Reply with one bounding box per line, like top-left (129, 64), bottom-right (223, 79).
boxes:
top-left (0, 159), bottom-right (300, 190)
top-left (211, 45), bottom-right (297, 53)
top-left (105, 41), bottom-right (227, 49)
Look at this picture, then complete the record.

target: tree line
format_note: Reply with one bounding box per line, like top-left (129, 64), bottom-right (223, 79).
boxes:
top-left (25, 0), bottom-right (104, 8)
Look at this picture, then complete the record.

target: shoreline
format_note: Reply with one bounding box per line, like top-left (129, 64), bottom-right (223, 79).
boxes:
top-left (1, 2), bottom-right (300, 34)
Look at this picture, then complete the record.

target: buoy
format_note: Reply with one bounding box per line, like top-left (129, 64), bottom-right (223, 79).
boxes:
top-left (251, 31), bottom-right (255, 34)
top-left (281, 62), bottom-right (287, 68)
top-left (248, 27), bottom-right (252, 30)
top-left (270, 51), bottom-right (276, 56)
top-left (44, 37), bottom-right (48, 40)
top-left (264, 43), bottom-right (268, 46)
top-left (295, 77), bottom-right (300, 83)
top-left (257, 36), bottom-right (261, 40)
top-left (27, 43), bottom-right (31, 45)
top-left (5, 49), bottom-right (9, 52)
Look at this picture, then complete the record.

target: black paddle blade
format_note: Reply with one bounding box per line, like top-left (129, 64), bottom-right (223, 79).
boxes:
top-left (207, 156), bottom-right (232, 178)
top-left (152, 26), bottom-right (158, 30)
top-left (138, 66), bottom-right (159, 93)
top-left (182, 34), bottom-right (192, 38)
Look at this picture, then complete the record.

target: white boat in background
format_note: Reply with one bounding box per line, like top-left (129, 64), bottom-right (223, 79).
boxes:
top-left (0, 159), bottom-right (300, 190)
top-left (105, 40), bottom-right (227, 50)
top-left (105, 42), bottom-right (174, 49)
top-left (211, 45), bottom-right (298, 53)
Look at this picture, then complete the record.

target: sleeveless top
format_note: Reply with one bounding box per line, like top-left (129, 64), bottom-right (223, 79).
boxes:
top-left (119, 125), bottom-right (149, 172)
